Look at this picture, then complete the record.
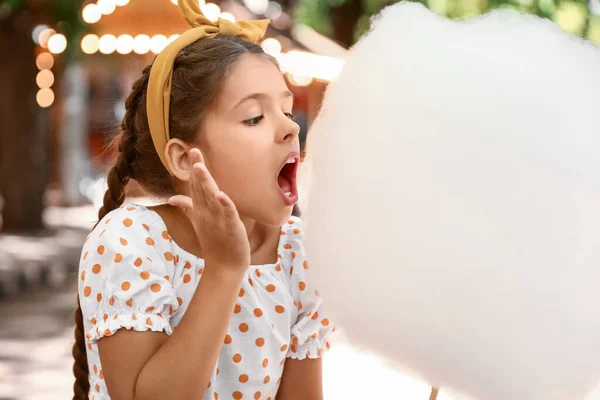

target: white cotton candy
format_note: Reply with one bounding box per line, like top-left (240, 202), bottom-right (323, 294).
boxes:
top-left (300, 3), bottom-right (600, 400)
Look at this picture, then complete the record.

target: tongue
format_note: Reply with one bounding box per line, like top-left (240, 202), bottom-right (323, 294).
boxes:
top-left (277, 175), bottom-right (292, 192)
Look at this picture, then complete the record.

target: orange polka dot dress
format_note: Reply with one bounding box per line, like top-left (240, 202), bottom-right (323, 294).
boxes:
top-left (78, 203), bottom-right (334, 400)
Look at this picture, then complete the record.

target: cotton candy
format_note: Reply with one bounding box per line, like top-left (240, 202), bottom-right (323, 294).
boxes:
top-left (301, 4), bottom-right (600, 399)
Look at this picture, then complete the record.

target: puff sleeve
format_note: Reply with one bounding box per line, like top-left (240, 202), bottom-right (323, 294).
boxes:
top-left (78, 206), bottom-right (179, 342)
top-left (282, 217), bottom-right (335, 360)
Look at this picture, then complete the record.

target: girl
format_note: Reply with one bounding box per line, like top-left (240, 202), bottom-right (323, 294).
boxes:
top-left (71, 2), bottom-right (333, 399)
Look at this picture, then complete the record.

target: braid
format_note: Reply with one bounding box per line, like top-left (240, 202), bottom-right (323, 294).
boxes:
top-left (72, 298), bottom-right (89, 400)
top-left (71, 66), bottom-right (152, 400)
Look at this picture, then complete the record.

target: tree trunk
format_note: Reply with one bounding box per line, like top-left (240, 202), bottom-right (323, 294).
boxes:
top-left (0, 10), bottom-right (48, 233)
top-left (329, 0), bottom-right (363, 48)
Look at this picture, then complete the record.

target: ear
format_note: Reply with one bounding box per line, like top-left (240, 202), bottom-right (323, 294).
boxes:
top-left (164, 139), bottom-right (204, 182)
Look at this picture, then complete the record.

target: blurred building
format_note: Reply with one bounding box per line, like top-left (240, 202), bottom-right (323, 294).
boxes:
top-left (39, 0), bottom-right (346, 203)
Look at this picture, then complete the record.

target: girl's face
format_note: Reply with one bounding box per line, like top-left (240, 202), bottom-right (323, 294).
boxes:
top-left (201, 54), bottom-right (301, 226)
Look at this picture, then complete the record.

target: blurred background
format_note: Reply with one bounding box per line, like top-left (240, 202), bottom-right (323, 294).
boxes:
top-left (0, 0), bottom-right (598, 398)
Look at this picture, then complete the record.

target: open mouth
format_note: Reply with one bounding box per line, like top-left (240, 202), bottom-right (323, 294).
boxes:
top-left (277, 152), bottom-right (299, 206)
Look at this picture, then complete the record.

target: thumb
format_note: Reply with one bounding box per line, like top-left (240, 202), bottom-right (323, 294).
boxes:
top-left (168, 195), bottom-right (193, 216)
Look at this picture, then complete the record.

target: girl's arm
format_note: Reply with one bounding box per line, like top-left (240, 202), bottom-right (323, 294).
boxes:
top-left (99, 150), bottom-right (251, 400)
top-left (99, 265), bottom-right (245, 400)
top-left (276, 358), bottom-right (324, 400)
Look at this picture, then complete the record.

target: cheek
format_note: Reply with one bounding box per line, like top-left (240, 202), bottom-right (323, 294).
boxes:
top-left (203, 127), bottom-right (275, 196)
top-left (208, 148), bottom-right (270, 194)
top-left (209, 156), bottom-right (244, 189)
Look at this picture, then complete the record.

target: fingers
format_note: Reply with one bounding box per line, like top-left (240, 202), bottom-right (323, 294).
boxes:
top-left (168, 195), bottom-right (193, 215)
top-left (193, 162), bottom-right (221, 211)
top-left (188, 162), bottom-right (207, 212)
top-left (186, 147), bottom-right (239, 219)
top-left (188, 148), bottom-right (209, 211)
top-left (189, 148), bottom-right (216, 205)
top-left (189, 148), bottom-right (204, 165)
top-left (215, 191), bottom-right (240, 220)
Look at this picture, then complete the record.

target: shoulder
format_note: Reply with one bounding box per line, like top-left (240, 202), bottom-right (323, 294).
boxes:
top-left (279, 216), bottom-right (308, 271)
top-left (97, 203), bottom-right (164, 232)
top-left (282, 216), bottom-right (304, 241)
top-left (79, 203), bottom-right (177, 313)
top-left (82, 203), bottom-right (172, 262)
top-left (90, 203), bottom-right (166, 240)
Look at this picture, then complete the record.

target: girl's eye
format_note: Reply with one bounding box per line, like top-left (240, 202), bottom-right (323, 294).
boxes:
top-left (285, 112), bottom-right (295, 120)
top-left (244, 115), bottom-right (264, 126)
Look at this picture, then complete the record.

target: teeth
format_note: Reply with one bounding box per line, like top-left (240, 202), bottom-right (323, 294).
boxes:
top-left (284, 192), bottom-right (292, 197)
top-left (286, 158), bottom-right (295, 164)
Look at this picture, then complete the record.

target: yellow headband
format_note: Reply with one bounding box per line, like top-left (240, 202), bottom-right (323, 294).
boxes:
top-left (146, 0), bottom-right (269, 173)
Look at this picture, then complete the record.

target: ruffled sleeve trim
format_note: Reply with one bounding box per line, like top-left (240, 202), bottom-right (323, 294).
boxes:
top-left (287, 336), bottom-right (332, 360)
top-left (85, 312), bottom-right (173, 342)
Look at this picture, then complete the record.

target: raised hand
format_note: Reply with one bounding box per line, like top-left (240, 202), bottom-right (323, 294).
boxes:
top-left (169, 148), bottom-right (250, 272)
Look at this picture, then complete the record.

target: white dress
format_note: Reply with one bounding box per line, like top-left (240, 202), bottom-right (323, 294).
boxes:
top-left (78, 203), bottom-right (334, 400)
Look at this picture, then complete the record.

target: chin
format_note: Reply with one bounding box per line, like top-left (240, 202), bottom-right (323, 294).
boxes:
top-left (248, 202), bottom-right (294, 227)
top-left (267, 206), bottom-right (294, 227)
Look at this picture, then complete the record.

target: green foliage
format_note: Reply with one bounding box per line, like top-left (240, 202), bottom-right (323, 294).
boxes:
top-left (49, 0), bottom-right (86, 59)
top-left (1, 0), bottom-right (23, 11)
top-left (363, 0), bottom-right (385, 13)
top-left (294, 0), bottom-right (334, 37)
top-left (353, 14), bottom-right (372, 41)
top-left (2, 0), bottom-right (86, 59)
top-left (294, 0), bottom-right (598, 45)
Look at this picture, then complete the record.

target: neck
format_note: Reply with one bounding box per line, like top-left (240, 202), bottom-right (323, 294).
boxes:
top-left (239, 215), bottom-right (267, 255)
top-left (169, 205), bottom-right (267, 257)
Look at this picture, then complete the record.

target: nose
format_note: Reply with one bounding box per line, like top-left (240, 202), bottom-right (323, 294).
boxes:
top-left (276, 112), bottom-right (300, 143)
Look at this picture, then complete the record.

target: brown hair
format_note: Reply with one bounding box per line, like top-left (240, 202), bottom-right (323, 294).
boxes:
top-left (72, 35), bottom-right (276, 400)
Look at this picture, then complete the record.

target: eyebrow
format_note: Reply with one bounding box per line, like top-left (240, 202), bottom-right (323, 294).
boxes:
top-left (234, 90), bottom-right (294, 110)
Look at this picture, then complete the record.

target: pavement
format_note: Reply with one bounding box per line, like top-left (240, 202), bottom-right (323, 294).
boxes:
top-left (0, 285), bottom-right (77, 400)
top-left (0, 204), bottom-right (93, 400)
top-left (0, 205), bottom-right (94, 299)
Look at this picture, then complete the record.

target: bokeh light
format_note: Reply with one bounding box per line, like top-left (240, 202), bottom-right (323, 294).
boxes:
top-left (201, 3), bottom-right (221, 22)
top-left (261, 37), bottom-right (282, 56)
top-left (220, 12), bottom-right (236, 22)
top-left (265, 2), bottom-right (283, 19)
top-left (35, 52), bottom-right (54, 70)
top-left (244, 0), bottom-right (269, 14)
top-left (553, 2), bottom-right (587, 34)
top-left (287, 74), bottom-right (313, 87)
top-left (82, 4), bottom-right (102, 24)
top-left (133, 34), bottom-right (151, 54)
top-left (150, 35), bottom-right (168, 54)
top-left (97, 0), bottom-right (117, 15)
top-left (280, 50), bottom-right (344, 81)
top-left (98, 34), bottom-right (117, 54)
top-left (81, 34), bottom-right (100, 54)
top-left (36, 88), bottom-right (55, 108)
top-left (32, 25), bottom-right (50, 45)
top-left (116, 34), bottom-right (134, 54)
top-left (588, 17), bottom-right (600, 43)
top-left (47, 34), bottom-right (67, 54)
top-left (36, 70), bottom-right (55, 89)
top-left (38, 28), bottom-right (56, 48)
